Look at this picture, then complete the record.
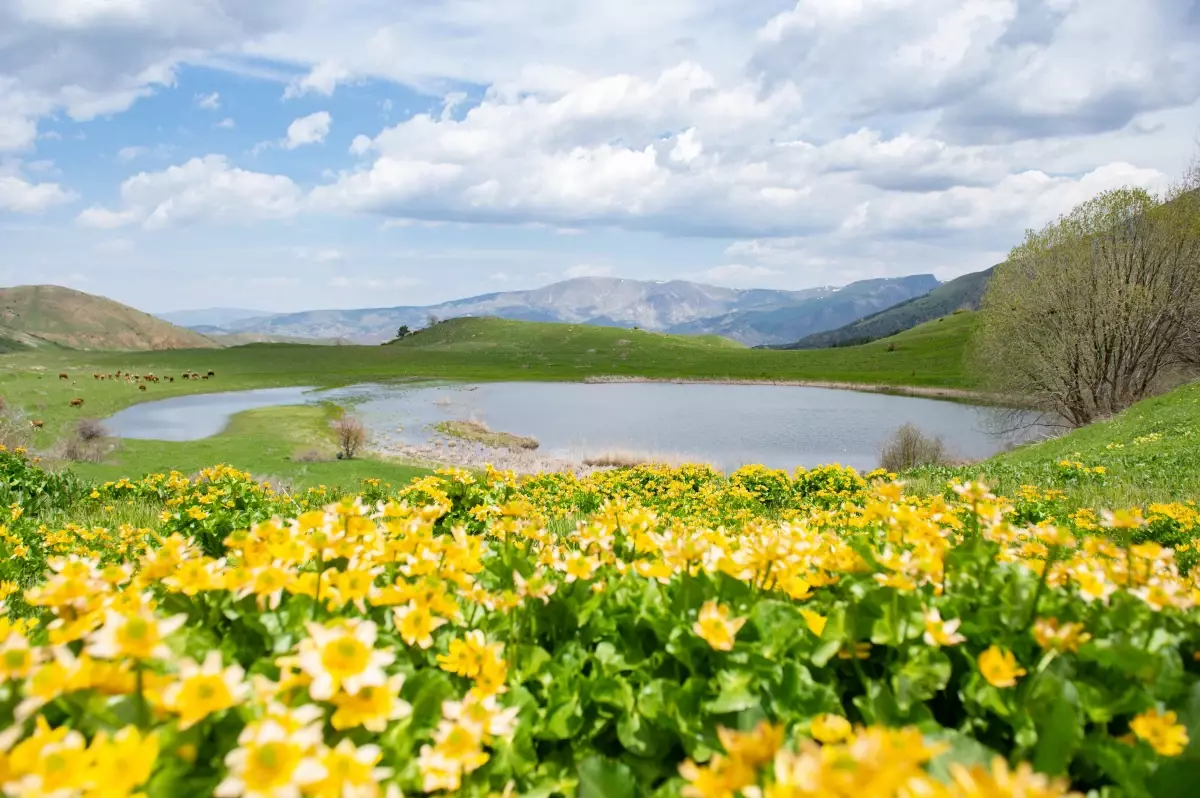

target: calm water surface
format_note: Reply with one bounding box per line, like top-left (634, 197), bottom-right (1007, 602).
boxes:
top-left (105, 381), bottom-right (1025, 472)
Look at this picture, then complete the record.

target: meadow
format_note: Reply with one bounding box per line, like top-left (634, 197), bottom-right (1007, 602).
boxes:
top-left (2, 314), bottom-right (976, 487)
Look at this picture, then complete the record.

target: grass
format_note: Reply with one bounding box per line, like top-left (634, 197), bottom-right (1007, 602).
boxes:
top-left (904, 378), bottom-right (1200, 508)
top-left (67, 405), bottom-right (428, 490)
top-left (434, 419), bottom-right (540, 451)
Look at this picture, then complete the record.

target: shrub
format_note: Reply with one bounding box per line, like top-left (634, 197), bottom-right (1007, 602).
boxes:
top-left (879, 423), bottom-right (948, 471)
top-left (75, 417), bottom-right (106, 442)
top-left (0, 400), bottom-right (31, 450)
top-left (332, 414), bottom-right (368, 459)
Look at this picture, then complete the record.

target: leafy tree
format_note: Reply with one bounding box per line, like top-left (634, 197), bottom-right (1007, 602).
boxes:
top-left (395, 325), bottom-right (411, 340)
top-left (974, 162), bottom-right (1200, 428)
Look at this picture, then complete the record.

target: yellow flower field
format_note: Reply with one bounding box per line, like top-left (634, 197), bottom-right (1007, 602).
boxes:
top-left (1, 449), bottom-right (1198, 797)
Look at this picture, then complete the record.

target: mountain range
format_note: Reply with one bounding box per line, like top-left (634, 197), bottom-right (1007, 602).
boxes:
top-left (183, 274), bottom-right (942, 347)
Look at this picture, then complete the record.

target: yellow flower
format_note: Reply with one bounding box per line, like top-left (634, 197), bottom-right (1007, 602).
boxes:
top-left (295, 619), bottom-right (395, 701)
top-left (216, 719), bottom-right (325, 798)
top-left (1033, 618), bottom-right (1091, 654)
top-left (393, 602), bottom-right (448, 649)
top-left (692, 600), bottom-right (746, 652)
top-left (809, 713), bottom-right (852, 744)
top-left (330, 673), bottom-right (412, 732)
top-left (308, 740), bottom-right (392, 798)
top-left (1130, 708), bottom-right (1189, 756)
top-left (85, 608), bottom-right (186, 661)
top-left (87, 726), bottom-right (160, 798)
top-left (437, 630), bottom-right (495, 679)
top-left (162, 651), bottom-right (249, 729)
top-left (978, 645), bottom-right (1025, 688)
top-left (799, 608), bottom-right (826, 638)
top-left (922, 608), bottom-right (966, 648)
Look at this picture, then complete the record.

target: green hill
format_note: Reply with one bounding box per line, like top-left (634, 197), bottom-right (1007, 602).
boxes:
top-left (907, 377), bottom-right (1200, 506)
top-left (780, 267), bottom-right (993, 349)
top-left (0, 285), bottom-right (219, 351)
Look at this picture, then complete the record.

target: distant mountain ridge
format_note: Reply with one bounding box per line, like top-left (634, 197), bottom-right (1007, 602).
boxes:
top-left (0, 285), bottom-right (219, 351)
top-left (776, 268), bottom-right (994, 350)
top-left (200, 275), bottom-right (941, 346)
top-left (156, 307), bottom-right (273, 328)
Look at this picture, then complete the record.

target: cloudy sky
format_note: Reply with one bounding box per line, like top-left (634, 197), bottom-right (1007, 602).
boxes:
top-left (2, 0), bottom-right (1199, 313)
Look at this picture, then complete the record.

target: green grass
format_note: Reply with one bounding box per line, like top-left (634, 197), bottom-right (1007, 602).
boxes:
top-left (434, 419), bottom-right (540, 451)
top-left (66, 405), bottom-right (428, 491)
top-left (905, 378), bottom-right (1200, 508)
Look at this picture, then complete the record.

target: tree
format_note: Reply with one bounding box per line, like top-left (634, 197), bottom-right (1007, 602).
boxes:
top-left (395, 325), bottom-right (411, 340)
top-left (973, 165), bottom-right (1200, 428)
top-left (332, 415), bottom-right (367, 459)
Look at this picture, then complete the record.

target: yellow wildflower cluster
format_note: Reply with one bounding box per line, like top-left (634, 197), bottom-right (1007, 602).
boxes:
top-left (1, 455), bottom-right (1198, 795)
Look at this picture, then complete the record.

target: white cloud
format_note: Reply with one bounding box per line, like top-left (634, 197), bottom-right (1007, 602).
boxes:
top-left (697, 264), bottom-right (781, 285)
top-left (284, 61), bottom-right (350, 99)
top-left (77, 155), bottom-right (302, 229)
top-left (564, 263), bottom-right (614, 279)
top-left (216, 117), bottom-right (236, 129)
top-left (95, 238), bottom-right (136, 255)
top-left (327, 275), bottom-right (423, 289)
top-left (117, 146), bottom-right (146, 161)
top-left (196, 91), bottom-right (220, 110)
top-left (293, 246), bottom-right (345, 262)
top-left (0, 174), bottom-right (77, 213)
top-left (284, 111), bottom-right (332, 149)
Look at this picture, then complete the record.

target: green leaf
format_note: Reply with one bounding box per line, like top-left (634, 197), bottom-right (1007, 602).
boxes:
top-left (1033, 681), bottom-right (1083, 777)
top-left (926, 730), bottom-right (999, 783)
top-left (578, 755), bottom-right (639, 798)
top-left (592, 676), bottom-right (635, 712)
top-left (891, 647), bottom-right (952, 711)
top-left (542, 696), bottom-right (585, 740)
top-left (706, 670), bottom-right (760, 714)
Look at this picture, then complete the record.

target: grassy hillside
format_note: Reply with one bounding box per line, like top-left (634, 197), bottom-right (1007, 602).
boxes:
top-left (0, 285), bottom-right (219, 351)
top-left (906, 378), bottom-right (1200, 506)
top-left (783, 267), bottom-right (993, 349)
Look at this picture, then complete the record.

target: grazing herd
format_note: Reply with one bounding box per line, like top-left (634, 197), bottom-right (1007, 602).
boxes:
top-left (54, 368), bottom-right (217, 410)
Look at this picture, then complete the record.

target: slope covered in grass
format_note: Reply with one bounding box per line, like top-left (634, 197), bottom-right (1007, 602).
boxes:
top-left (0, 285), bottom-right (219, 351)
top-left (784, 269), bottom-right (993, 349)
top-left (908, 378), bottom-right (1200, 507)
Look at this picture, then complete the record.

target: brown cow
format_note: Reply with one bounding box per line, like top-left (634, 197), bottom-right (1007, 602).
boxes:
top-left (30, 420), bottom-right (44, 429)
top-left (168, 376), bottom-right (175, 382)
top-left (207, 370), bottom-right (215, 377)
top-left (59, 373), bottom-right (69, 380)
top-left (138, 384), bottom-right (147, 391)
top-left (70, 398), bottom-right (84, 407)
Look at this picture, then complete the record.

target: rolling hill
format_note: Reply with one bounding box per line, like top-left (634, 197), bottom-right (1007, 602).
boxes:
top-left (193, 274), bottom-right (940, 346)
top-left (0, 285), bottom-right (220, 351)
top-left (777, 267), bottom-right (994, 349)
top-left (156, 307), bottom-right (274, 328)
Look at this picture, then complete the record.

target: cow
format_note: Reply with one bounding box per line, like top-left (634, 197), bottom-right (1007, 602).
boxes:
top-left (30, 420), bottom-right (44, 429)
top-left (59, 373), bottom-right (69, 380)
top-left (168, 376), bottom-right (175, 383)
top-left (207, 370), bottom-right (215, 377)
top-left (69, 398), bottom-right (84, 407)
top-left (138, 384), bottom-right (147, 392)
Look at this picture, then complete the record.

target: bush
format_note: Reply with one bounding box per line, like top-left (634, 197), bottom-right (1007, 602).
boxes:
top-left (75, 417), bottom-right (106, 442)
top-left (0, 399), bottom-right (31, 451)
top-left (880, 423), bottom-right (948, 471)
top-left (332, 414), bottom-right (368, 460)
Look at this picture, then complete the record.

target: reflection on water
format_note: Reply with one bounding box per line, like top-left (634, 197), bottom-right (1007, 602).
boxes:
top-left (105, 381), bottom-right (1029, 472)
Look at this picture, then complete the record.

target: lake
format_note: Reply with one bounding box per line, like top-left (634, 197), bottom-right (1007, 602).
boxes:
top-left (104, 381), bottom-right (1026, 472)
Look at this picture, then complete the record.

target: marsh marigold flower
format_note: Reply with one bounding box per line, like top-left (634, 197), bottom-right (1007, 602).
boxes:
top-left (295, 619), bottom-right (394, 701)
top-left (922, 608), bottom-right (966, 648)
top-left (162, 651), bottom-right (249, 729)
top-left (693, 600), bottom-right (746, 651)
top-left (1130, 708), bottom-right (1189, 756)
top-left (978, 646), bottom-right (1025, 688)
top-left (809, 713), bottom-right (852, 743)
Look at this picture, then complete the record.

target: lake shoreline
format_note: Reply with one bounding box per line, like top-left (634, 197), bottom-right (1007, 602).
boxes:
top-left (580, 375), bottom-right (1008, 405)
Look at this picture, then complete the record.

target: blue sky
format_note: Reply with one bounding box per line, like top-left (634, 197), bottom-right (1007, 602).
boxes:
top-left (2, 0), bottom-right (1199, 313)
